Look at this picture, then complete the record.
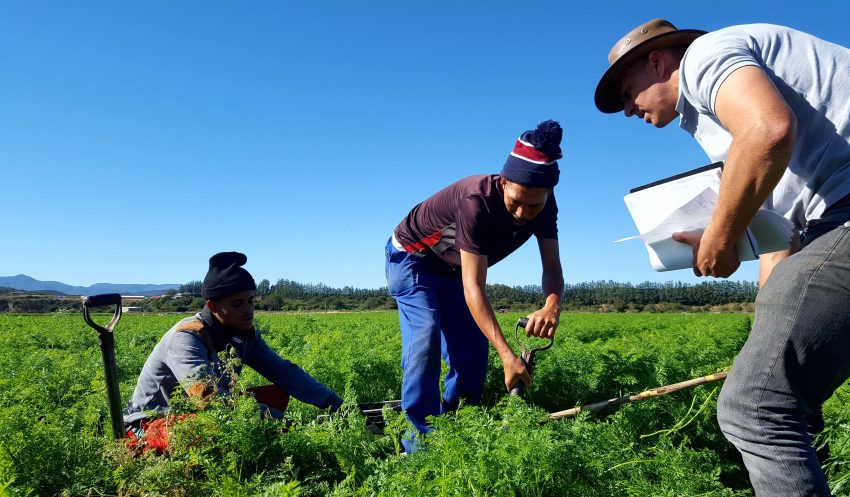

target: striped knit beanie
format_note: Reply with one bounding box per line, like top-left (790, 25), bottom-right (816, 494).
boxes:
top-left (500, 120), bottom-right (562, 188)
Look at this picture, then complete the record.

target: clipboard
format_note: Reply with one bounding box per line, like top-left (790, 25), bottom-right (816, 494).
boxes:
top-left (629, 162), bottom-right (724, 194)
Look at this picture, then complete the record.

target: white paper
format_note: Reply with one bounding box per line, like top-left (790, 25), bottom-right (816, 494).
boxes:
top-left (619, 165), bottom-right (794, 272)
top-left (623, 167), bottom-right (722, 234)
top-left (749, 209), bottom-right (795, 253)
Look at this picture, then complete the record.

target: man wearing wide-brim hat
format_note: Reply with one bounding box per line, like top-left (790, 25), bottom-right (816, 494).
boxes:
top-left (596, 18), bottom-right (850, 496)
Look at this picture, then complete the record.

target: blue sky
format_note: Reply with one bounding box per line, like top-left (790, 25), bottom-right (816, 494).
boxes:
top-left (2, 1), bottom-right (848, 289)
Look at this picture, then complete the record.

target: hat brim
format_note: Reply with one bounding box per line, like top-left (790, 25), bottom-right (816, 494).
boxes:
top-left (594, 29), bottom-right (706, 114)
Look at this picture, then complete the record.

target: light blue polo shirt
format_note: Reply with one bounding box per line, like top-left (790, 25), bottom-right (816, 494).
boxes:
top-left (677, 23), bottom-right (850, 229)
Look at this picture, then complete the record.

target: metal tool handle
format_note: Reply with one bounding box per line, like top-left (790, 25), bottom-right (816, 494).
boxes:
top-left (513, 317), bottom-right (555, 354)
top-left (510, 317), bottom-right (557, 396)
top-left (81, 293), bottom-right (125, 439)
top-left (510, 318), bottom-right (530, 396)
top-left (510, 354), bottom-right (530, 396)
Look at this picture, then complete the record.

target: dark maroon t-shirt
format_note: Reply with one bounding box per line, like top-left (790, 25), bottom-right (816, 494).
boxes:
top-left (393, 174), bottom-right (558, 271)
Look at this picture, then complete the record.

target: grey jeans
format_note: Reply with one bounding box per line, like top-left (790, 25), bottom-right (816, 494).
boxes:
top-left (717, 205), bottom-right (850, 496)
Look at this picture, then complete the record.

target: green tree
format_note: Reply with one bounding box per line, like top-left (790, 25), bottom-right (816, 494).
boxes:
top-left (178, 280), bottom-right (203, 296)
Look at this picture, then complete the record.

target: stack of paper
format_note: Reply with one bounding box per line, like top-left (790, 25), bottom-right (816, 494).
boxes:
top-left (618, 163), bottom-right (794, 272)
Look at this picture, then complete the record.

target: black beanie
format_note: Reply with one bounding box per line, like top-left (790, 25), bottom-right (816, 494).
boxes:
top-left (202, 251), bottom-right (257, 300)
top-left (500, 120), bottom-right (562, 188)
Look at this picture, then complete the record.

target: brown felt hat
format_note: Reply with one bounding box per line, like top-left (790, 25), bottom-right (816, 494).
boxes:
top-left (595, 18), bottom-right (706, 113)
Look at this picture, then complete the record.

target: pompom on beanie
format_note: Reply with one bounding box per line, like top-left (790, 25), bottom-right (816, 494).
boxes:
top-left (500, 120), bottom-right (563, 188)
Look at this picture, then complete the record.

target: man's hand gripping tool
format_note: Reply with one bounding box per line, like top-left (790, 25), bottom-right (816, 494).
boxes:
top-left (510, 317), bottom-right (554, 396)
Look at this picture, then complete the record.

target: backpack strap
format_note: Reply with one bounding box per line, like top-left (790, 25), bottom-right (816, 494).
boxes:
top-left (177, 318), bottom-right (217, 361)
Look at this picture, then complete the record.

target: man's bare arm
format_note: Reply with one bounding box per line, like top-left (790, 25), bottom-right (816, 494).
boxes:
top-left (460, 249), bottom-right (531, 391)
top-left (523, 238), bottom-right (564, 338)
top-left (679, 65), bottom-right (796, 278)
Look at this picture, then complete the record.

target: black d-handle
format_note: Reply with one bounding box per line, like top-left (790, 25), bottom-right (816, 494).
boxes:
top-left (81, 292), bottom-right (125, 439)
top-left (83, 293), bottom-right (123, 308)
top-left (509, 316), bottom-right (555, 396)
top-left (513, 317), bottom-right (554, 354)
top-left (82, 293), bottom-right (123, 334)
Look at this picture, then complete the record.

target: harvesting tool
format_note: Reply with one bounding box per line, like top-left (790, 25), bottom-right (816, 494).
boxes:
top-left (548, 371), bottom-right (728, 420)
top-left (510, 317), bottom-right (554, 396)
top-left (315, 400), bottom-right (402, 434)
top-left (359, 400), bottom-right (402, 432)
top-left (82, 293), bottom-right (125, 440)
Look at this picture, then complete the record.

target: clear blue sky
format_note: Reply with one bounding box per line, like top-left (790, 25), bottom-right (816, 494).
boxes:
top-left (2, 1), bottom-right (848, 289)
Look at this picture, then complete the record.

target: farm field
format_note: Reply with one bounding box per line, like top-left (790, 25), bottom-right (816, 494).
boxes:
top-left (1, 311), bottom-right (848, 496)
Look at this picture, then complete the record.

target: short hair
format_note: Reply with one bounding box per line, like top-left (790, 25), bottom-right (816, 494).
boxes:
top-left (659, 44), bottom-right (689, 63)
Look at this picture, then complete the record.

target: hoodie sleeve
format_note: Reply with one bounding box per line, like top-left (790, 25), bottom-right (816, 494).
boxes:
top-left (241, 334), bottom-right (343, 410)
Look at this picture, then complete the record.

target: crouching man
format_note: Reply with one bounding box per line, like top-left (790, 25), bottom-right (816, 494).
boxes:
top-left (123, 251), bottom-right (342, 450)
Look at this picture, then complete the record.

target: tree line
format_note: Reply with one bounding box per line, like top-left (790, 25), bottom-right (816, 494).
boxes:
top-left (0, 279), bottom-right (757, 313)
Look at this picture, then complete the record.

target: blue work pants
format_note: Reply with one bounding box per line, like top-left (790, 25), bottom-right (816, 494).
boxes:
top-left (385, 238), bottom-right (489, 452)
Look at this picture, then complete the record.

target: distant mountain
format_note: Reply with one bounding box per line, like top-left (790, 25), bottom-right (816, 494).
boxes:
top-left (0, 285), bottom-right (65, 296)
top-left (0, 274), bottom-right (179, 297)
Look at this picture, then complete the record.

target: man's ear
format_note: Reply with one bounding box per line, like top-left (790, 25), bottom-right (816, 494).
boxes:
top-left (648, 50), bottom-right (667, 77)
top-left (499, 177), bottom-right (508, 187)
top-left (206, 299), bottom-right (219, 314)
top-left (648, 49), bottom-right (676, 79)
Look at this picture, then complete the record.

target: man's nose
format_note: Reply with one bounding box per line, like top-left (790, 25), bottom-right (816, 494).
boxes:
top-left (624, 101), bottom-right (636, 117)
top-left (516, 206), bottom-right (528, 219)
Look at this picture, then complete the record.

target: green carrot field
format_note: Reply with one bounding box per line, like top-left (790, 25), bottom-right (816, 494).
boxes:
top-left (1, 311), bottom-right (848, 496)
